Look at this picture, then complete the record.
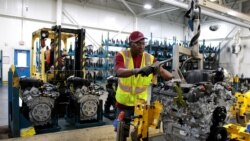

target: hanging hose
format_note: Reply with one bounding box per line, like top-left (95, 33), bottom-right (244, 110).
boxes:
top-left (184, 0), bottom-right (201, 48)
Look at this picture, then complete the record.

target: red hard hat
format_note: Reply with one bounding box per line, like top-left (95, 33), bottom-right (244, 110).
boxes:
top-left (129, 31), bottom-right (147, 43)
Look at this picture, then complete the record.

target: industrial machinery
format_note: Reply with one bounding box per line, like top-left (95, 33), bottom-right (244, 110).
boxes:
top-left (30, 26), bottom-right (105, 128)
top-left (131, 99), bottom-right (164, 141)
top-left (31, 25), bottom-right (85, 83)
top-left (223, 90), bottom-right (250, 140)
top-left (224, 123), bottom-right (250, 141)
top-left (8, 65), bottom-right (61, 137)
top-left (8, 26), bottom-right (106, 137)
top-left (65, 76), bottom-right (106, 128)
top-left (150, 1), bottom-right (237, 140)
top-left (152, 80), bottom-right (235, 141)
top-left (116, 99), bottom-right (165, 141)
top-left (19, 78), bottom-right (60, 129)
top-left (171, 0), bottom-right (203, 82)
top-left (31, 25), bottom-right (84, 120)
top-left (230, 91), bottom-right (250, 126)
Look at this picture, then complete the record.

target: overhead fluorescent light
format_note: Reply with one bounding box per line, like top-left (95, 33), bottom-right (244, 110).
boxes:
top-left (144, 4), bottom-right (152, 10)
top-left (209, 0), bottom-right (217, 1)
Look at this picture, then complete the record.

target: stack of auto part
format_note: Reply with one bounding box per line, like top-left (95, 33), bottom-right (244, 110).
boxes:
top-left (66, 76), bottom-right (107, 123)
top-left (199, 44), bottom-right (220, 70)
top-left (85, 45), bottom-right (94, 56)
top-left (152, 80), bottom-right (235, 141)
top-left (19, 78), bottom-right (60, 126)
top-left (102, 38), bottom-right (129, 47)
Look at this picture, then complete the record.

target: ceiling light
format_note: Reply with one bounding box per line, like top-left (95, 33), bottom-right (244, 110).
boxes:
top-left (144, 4), bottom-right (152, 10)
top-left (209, 0), bottom-right (217, 2)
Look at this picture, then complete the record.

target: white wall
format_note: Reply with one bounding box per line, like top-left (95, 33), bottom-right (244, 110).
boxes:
top-left (0, 0), bottom-right (184, 81)
top-left (199, 21), bottom-right (250, 77)
top-left (199, 21), bottom-right (238, 46)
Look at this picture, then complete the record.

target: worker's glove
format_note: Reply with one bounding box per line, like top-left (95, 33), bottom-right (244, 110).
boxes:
top-left (132, 62), bottom-right (161, 77)
top-left (133, 66), bottom-right (153, 76)
top-left (151, 61), bottom-right (161, 74)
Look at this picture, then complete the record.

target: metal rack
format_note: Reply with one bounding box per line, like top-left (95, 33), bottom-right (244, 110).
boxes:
top-left (0, 50), bottom-right (2, 86)
top-left (199, 40), bottom-right (220, 70)
top-left (84, 32), bottom-right (128, 83)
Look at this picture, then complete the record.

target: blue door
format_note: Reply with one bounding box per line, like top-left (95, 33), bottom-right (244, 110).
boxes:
top-left (14, 49), bottom-right (30, 77)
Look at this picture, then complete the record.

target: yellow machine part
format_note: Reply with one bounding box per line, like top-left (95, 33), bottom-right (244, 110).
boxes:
top-left (133, 99), bottom-right (163, 140)
top-left (20, 127), bottom-right (36, 137)
top-left (224, 123), bottom-right (250, 141)
top-left (31, 28), bottom-right (75, 82)
top-left (230, 91), bottom-right (250, 126)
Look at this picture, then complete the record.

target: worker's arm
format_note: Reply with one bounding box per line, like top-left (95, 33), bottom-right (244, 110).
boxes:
top-left (151, 59), bottom-right (173, 80)
top-left (159, 66), bottom-right (173, 80)
top-left (115, 53), bottom-right (134, 77)
top-left (115, 68), bottom-right (134, 77)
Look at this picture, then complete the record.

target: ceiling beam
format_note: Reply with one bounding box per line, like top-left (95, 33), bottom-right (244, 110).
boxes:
top-left (198, 0), bottom-right (250, 22)
top-left (225, 0), bottom-right (248, 5)
top-left (125, 1), bottom-right (144, 8)
top-left (120, 0), bottom-right (136, 16)
top-left (145, 7), bottom-right (179, 17)
top-left (138, 6), bottom-right (177, 16)
top-left (160, 0), bottom-right (250, 28)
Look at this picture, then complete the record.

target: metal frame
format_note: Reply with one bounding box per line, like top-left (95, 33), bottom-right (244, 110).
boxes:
top-left (0, 50), bottom-right (2, 86)
top-left (172, 45), bottom-right (203, 82)
top-left (8, 65), bottom-right (20, 137)
top-left (197, 0), bottom-right (250, 22)
top-left (159, 0), bottom-right (250, 28)
top-left (172, 1), bottom-right (203, 82)
top-left (31, 26), bottom-right (85, 82)
top-left (8, 65), bottom-right (61, 137)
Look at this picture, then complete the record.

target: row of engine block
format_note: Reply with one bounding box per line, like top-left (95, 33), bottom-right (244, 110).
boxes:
top-left (18, 77), bottom-right (107, 127)
top-left (152, 78), bottom-right (250, 141)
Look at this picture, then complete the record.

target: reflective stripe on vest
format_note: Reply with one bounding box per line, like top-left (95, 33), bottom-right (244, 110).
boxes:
top-left (118, 79), bottom-right (132, 93)
top-left (118, 79), bottom-right (147, 94)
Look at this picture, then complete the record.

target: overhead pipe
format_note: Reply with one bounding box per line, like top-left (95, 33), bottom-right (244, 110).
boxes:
top-left (159, 0), bottom-right (250, 29)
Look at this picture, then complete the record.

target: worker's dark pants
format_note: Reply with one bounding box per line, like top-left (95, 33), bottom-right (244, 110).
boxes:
top-left (114, 107), bottom-right (134, 141)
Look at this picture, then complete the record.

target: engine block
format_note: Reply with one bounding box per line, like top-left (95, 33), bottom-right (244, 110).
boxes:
top-left (152, 81), bottom-right (235, 141)
top-left (19, 78), bottom-right (60, 126)
top-left (67, 77), bottom-right (107, 120)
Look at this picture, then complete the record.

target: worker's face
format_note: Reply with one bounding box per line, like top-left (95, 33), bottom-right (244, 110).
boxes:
top-left (131, 39), bottom-right (146, 56)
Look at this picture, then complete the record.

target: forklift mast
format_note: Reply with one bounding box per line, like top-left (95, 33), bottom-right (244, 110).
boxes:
top-left (31, 25), bottom-right (86, 82)
top-left (52, 25), bottom-right (85, 78)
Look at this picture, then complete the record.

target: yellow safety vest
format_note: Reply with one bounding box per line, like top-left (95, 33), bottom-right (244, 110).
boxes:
top-left (233, 76), bottom-right (239, 83)
top-left (116, 49), bottom-right (155, 106)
